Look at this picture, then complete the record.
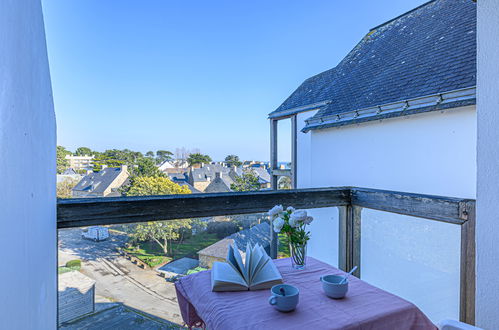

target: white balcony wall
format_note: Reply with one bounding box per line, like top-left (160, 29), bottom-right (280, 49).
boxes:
top-left (295, 106), bottom-right (476, 321)
top-left (0, 0), bottom-right (57, 328)
top-left (476, 1), bottom-right (499, 328)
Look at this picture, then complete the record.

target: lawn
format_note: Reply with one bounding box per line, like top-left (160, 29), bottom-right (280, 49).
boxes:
top-left (172, 232), bottom-right (219, 259)
top-left (122, 245), bottom-right (171, 267)
top-left (124, 231), bottom-right (220, 267)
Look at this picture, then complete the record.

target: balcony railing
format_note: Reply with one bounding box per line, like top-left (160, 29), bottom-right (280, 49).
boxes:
top-left (57, 186), bottom-right (475, 325)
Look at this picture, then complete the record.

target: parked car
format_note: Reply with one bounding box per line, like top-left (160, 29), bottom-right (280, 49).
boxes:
top-left (82, 226), bottom-right (109, 241)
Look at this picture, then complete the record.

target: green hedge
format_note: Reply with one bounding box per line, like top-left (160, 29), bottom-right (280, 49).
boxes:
top-left (58, 266), bottom-right (80, 274)
top-left (66, 259), bottom-right (81, 268)
top-left (186, 267), bottom-right (207, 275)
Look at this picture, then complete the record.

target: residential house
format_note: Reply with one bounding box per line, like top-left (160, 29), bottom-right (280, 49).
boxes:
top-left (158, 159), bottom-right (189, 174)
top-left (72, 165), bottom-right (129, 198)
top-left (187, 164), bottom-right (231, 192)
top-left (204, 172), bottom-right (232, 193)
top-left (65, 154), bottom-right (94, 171)
top-left (189, 164), bottom-right (271, 192)
top-left (198, 222), bottom-right (271, 268)
top-left (269, 0), bottom-right (476, 322)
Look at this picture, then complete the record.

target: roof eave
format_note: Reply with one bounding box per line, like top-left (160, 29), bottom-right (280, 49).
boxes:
top-left (302, 86), bottom-right (476, 132)
top-left (268, 100), bottom-right (332, 120)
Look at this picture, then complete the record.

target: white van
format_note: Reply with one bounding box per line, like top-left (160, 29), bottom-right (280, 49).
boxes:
top-left (82, 226), bottom-right (109, 241)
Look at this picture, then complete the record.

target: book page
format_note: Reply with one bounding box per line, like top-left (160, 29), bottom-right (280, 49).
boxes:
top-left (211, 261), bottom-right (248, 292)
top-left (251, 245), bottom-right (269, 281)
top-left (249, 258), bottom-right (283, 290)
top-left (227, 244), bottom-right (243, 277)
top-left (248, 244), bottom-right (265, 284)
top-left (243, 244), bottom-right (252, 283)
top-left (231, 243), bottom-right (248, 283)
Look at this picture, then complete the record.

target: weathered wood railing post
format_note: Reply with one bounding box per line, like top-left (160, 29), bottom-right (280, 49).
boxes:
top-left (459, 200), bottom-right (476, 325)
top-left (339, 205), bottom-right (362, 278)
top-left (269, 119), bottom-right (279, 259)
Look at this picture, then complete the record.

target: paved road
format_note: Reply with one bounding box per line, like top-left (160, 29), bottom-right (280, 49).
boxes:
top-left (58, 228), bottom-right (183, 325)
top-left (58, 228), bottom-right (127, 265)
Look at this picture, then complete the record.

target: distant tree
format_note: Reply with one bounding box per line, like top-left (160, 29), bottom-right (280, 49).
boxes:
top-left (278, 176), bottom-right (292, 190)
top-left (56, 178), bottom-right (79, 198)
top-left (225, 154), bottom-right (242, 167)
top-left (127, 176), bottom-right (192, 255)
top-left (127, 176), bottom-right (190, 196)
top-left (187, 153), bottom-right (212, 166)
top-left (145, 151), bottom-right (155, 158)
top-left (57, 146), bottom-right (71, 174)
top-left (74, 147), bottom-right (93, 156)
top-left (156, 150), bottom-right (174, 165)
top-left (135, 157), bottom-right (164, 177)
top-left (92, 149), bottom-right (143, 172)
top-left (230, 170), bottom-right (261, 192)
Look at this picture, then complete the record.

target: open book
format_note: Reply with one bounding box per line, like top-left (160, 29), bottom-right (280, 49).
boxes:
top-left (211, 243), bottom-right (283, 291)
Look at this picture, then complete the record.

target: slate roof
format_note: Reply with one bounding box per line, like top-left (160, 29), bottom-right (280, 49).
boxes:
top-left (190, 164), bottom-right (231, 183)
top-left (168, 172), bottom-right (188, 183)
top-left (204, 176), bottom-right (232, 193)
top-left (269, 0), bottom-right (476, 129)
top-left (72, 167), bottom-right (126, 195)
top-left (188, 165), bottom-right (270, 192)
top-left (198, 222), bottom-right (271, 258)
top-left (62, 168), bottom-right (77, 175)
top-left (229, 222), bottom-right (271, 250)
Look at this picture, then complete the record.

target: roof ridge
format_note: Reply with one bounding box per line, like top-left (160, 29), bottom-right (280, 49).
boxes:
top-left (369, 0), bottom-right (437, 32)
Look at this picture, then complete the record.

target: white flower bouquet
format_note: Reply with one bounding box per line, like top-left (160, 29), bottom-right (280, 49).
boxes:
top-left (268, 205), bottom-right (313, 268)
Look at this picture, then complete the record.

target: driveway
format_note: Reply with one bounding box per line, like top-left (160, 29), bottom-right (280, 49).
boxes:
top-left (58, 228), bottom-right (183, 325)
top-left (58, 228), bottom-right (128, 265)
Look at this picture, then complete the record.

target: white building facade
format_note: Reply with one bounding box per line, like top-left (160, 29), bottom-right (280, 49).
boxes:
top-left (65, 154), bottom-right (94, 171)
top-left (270, 0), bottom-right (477, 324)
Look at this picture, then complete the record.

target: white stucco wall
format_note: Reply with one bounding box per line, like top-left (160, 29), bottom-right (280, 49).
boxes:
top-left (296, 110), bottom-right (318, 188)
top-left (296, 106), bottom-right (476, 322)
top-left (301, 106), bottom-right (476, 197)
top-left (0, 0), bottom-right (57, 328)
top-left (476, 1), bottom-right (499, 328)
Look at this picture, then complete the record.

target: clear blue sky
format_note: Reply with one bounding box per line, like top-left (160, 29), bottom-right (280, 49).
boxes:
top-left (42, 0), bottom-right (426, 161)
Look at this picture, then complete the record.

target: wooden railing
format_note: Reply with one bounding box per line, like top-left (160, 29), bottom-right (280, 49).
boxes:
top-left (57, 186), bottom-right (475, 325)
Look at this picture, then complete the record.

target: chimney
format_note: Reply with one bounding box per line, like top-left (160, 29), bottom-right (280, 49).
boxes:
top-left (120, 165), bottom-right (128, 172)
top-left (101, 164), bottom-right (107, 169)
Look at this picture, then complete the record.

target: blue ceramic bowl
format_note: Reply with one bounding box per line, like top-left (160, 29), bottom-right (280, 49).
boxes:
top-left (320, 274), bottom-right (348, 299)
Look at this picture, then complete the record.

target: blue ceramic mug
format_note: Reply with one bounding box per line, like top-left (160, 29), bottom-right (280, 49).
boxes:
top-left (320, 274), bottom-right (349, 299)
top-left (268, 284), bottom-right (299, 312)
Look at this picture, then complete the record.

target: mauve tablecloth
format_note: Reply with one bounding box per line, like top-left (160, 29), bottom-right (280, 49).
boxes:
top-left (175, 257), bottom-right (436, 330)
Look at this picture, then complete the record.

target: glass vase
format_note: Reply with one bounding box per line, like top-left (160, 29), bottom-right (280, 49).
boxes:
top-left (289, 242), bottom-right (307, 270)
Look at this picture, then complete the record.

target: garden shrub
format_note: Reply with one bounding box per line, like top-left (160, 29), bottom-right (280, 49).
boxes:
top-left (66, 259), bottom-right (81, 268)
top-left (207, 221), bottom-right (239, 238)
top-left (187, 267), bottom-right (207, 275)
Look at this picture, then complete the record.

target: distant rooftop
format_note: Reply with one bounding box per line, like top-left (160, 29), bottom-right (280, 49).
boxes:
top-left (72, 166), bottom-right (127, 195)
